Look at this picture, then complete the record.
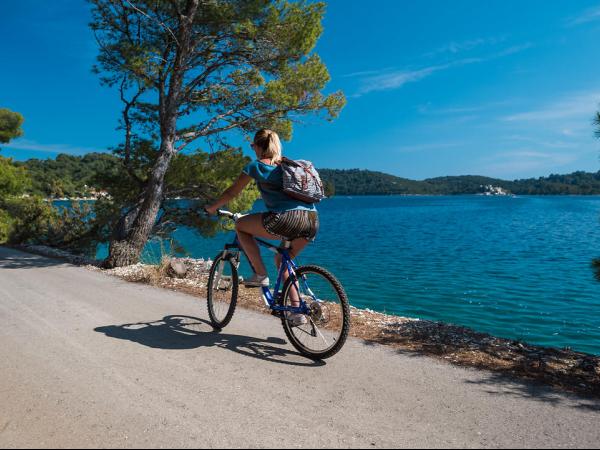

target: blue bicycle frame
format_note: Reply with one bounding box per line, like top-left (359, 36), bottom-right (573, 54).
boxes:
top-left (222, 234), bottom-right (313, 316)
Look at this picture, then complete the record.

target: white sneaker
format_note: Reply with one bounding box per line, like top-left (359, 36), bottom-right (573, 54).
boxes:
top-left (286, 312), bottom-right (308, 327)
top-left (244, 274), bottom-right (270, 288)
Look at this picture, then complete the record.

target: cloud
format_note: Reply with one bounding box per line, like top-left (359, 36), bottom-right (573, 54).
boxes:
top-left (502, 91), bottom-right (600, 122)
top-left (424, 36), bottom-right (508, 58)
top-left (419, 105), bottom-right (483, 115)
top-left (504, 135), bottom-right (579, 149)
top-left (418, 100), bottom-right (515, 116)
top-left (507, 150), bottom-right (575, 162)
top-left (352, 44), bottom-right (532, 97)
top-left (494, 43), bottom-right (534, 57)
top-left (4, 139), bottom-right (106, 155)
top-left (393, 142), bottom-right (465, 153)
top-left (355, 58), bottom-right (488, 96)
top-left (566, 5), bottom-right (600, 26)
top-left (342, 68), bottom-right (395, 79)
top-left (487, 90), bottom-right (600, 176)
top-left (483, 149), bottom-right (578, 176)
top-left (355, 64), bottom-right (448, 96)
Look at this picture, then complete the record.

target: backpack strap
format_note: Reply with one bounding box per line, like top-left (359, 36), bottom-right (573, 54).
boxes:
top-left (281, 156), bottom-right (298, 167)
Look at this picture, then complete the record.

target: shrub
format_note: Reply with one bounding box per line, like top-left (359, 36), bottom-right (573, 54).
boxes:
top-left (0, 196), bottom-right (57, 244)
top-left (0, 209), bottom-right (12, 244)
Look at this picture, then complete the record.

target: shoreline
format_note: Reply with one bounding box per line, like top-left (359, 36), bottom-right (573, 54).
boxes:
top-left (12, 243), bottom-right (600, 399)
top-left (47, 194), bottom-right (600, 202)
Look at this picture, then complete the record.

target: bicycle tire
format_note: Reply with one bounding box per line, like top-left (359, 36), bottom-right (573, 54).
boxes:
top-left (280, 265), bottom-right (351, 360)
top-left (206, 253), bottom-right (239, 330)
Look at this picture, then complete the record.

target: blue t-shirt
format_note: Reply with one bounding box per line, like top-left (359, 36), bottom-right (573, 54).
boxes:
top-left (243, 160), bottom-right (316, 213)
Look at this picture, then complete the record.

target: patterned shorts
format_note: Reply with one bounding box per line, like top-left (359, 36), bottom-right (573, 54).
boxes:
top-left (262, 210), bottom-right (319, 241)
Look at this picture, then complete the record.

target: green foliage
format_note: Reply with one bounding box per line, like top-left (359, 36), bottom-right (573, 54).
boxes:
top-left (425, 175), bottom-right (509, 195)
top-left (5, 144), bottom-right (259, 251)
top-left (76, 196), bottom-right (121, 253)
top-left (15, 153), bottom-right (120, 198)
top-left (88, 0), bottom-right (345, 265)
top-left (0, 108), bottom-right (24, 144)
top-left (0, 196), bottom-right (98, 250)
top-left (0, 156), bottom-right (37, 244)
top-left (82, 143), bottom-right (259, 249)
top-left (45, 201), bottom-right (100, 254)
top-left (319, 169), bottom-right (600, 196)
top-left (161, 147), bottom-right (261, 236)
top-left (89, 0), bottom-right (345, 145)
top-left (166, 148), bottom-right (255, 201)
top-left (0, 209), bottom-right (11, 243)
top-left (319, 169), bottom-right (434, 195)
top-left (0, 155), bottom-right (105, 249)
top-left (0, 196), bottom-right (57, 245)
top-left (0, 156), bottom-right (31, 196)
top-left (507, 172), bottom-right (600, 195)
top-left (323, 179), bottom-right (335, 197)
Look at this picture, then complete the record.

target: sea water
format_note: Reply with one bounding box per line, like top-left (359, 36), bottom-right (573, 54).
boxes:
top-left (90, 196), bottom-right (600, 354)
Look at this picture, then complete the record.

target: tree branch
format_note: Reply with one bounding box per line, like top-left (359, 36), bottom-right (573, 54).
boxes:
top-left (124, 0), bottom-right (181, 47)
top-left (119, 76), bottom-right (146, 186)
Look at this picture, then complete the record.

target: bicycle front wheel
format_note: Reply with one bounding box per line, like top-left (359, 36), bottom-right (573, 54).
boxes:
top-left (281, 265), bottom-right (350, 360)
top-left (206, 253), bottom-right (239, 330)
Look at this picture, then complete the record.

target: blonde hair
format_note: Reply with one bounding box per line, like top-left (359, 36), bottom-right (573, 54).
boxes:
top-left (253, 129), bottom-right (282, 164)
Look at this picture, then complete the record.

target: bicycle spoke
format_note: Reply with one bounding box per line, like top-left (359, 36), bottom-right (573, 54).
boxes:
top-left (309, 319), bottom-right (330, 345)
top-left (207, 255), bottom-right (238, 329)
top-left (282, 266), bottom-right (350, 359)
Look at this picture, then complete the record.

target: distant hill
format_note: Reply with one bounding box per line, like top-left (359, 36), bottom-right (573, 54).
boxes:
top-left (319, 169), bottom-right (600, 196)
top-left (15, 153), bottom-right (120, 198)
top-left (318, 169), bottom-right (432, 195)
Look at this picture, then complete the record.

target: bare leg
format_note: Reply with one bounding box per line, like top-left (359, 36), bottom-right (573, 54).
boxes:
top-left (237, 214), bottom-right (312, 309)
top-left (275, 238), bottom-right (310, 307)
top-left (235, 213), bottom-right (280, 277)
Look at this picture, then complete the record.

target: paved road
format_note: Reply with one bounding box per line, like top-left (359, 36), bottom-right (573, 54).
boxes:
top-left (0, 247), bottom-right (599, 449)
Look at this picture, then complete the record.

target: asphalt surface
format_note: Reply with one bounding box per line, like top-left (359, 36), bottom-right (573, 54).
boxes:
top-left (1, 246), bottom-right (599, 449)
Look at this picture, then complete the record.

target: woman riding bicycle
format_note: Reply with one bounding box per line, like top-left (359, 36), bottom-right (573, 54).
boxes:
top-left (205, 129), bottom-right (319, 293)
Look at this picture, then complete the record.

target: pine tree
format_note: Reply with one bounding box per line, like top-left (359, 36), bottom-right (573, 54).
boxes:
top-left (0, 108), bottom-right (24, 146)
top-left (90, 0), bottom-right (345, 267)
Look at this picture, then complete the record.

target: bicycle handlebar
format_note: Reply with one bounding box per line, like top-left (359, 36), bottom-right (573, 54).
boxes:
top-left (203, 207), bottom-right (244, 221)
top-left (217, 209), bottom-right (235, 218)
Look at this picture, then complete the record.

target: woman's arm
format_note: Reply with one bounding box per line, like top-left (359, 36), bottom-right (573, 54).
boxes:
top-left (205, 173), bottom-right (252, 214)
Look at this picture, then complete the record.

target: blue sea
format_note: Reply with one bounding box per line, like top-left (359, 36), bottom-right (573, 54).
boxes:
top-left (89, 196), bottom-right (600, 355)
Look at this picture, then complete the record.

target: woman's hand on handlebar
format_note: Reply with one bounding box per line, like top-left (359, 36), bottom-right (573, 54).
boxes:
top-left (204, 205), bottom-right (219, 216)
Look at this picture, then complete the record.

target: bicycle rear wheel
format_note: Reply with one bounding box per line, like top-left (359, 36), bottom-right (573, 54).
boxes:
top-left (206, 253), bottom-right (239, 329)
top-left (281, 265), bottom-right (350, 360)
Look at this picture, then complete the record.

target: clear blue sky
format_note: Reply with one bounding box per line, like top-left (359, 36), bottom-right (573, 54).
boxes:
top-left (2, 0), bottom-right (600, 180)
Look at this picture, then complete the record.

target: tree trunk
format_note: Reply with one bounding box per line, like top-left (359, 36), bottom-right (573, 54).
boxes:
top-left (104, 142), bottom-right (175, 268)
top-left (103, 0), bottom-right (199, 268)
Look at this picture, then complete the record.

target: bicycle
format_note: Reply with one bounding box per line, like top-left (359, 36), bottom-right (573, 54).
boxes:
top-left (205, 209), bottom-right (351, 360)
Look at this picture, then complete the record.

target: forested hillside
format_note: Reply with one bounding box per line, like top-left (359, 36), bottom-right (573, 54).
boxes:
top-left (319, 169), bottom-right (600, 196)
top-left (12, 154), bottom-right (600, 198)
top-left (14, 153), bottom-right (120, 198)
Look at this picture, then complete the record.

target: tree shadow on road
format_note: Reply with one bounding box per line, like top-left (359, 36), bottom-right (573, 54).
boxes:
top-left (94, 315), bottom-right (325, 368)
top-left (0, 249), bottom-right (68, 269)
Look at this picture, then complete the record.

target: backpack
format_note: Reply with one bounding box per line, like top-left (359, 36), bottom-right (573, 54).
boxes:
top-left (280, 157), bottom-right (326, 203)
